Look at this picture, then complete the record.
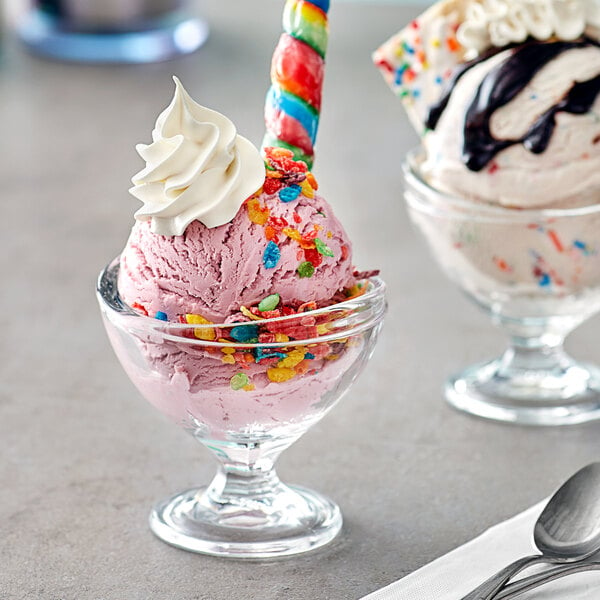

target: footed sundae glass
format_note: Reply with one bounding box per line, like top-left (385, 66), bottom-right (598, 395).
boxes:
top-left (404, 151), bottom-right (600, 426)
top-left (97, 258), bottom-right (386, 557)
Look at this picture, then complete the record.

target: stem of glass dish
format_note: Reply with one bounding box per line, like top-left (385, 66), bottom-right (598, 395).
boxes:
top-left (445, 312), bottom-right (600, 424)
top-left (498, 336), bottom-right (571, 375)
top-left (492, 313), bottom-right (585, 382)
top-left (488, 328), bottom-right (599, 404)
top-left (148, 432), bottom-right (343, 555)
top-left (199, 437), bottom-right (296, 510)
top-left (205, 465), bottom-right (286, 507)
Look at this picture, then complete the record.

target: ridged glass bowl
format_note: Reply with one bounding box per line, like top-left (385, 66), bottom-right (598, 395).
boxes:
top-left (97, 257), bottom-right (386, 557)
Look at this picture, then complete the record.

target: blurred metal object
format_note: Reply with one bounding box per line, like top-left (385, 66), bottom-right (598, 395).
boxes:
top-left (17, 0), bottom-right (209, 63)
top-left (460, 463), bottom-right (600, 600)
top-left (40, 1), bottom-right (184, 30)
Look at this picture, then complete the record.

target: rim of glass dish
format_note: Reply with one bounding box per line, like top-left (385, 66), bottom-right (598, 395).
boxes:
top-left (403, 148), bottom-right (600, 221)
top-left (97, 257), bottom-right (387, 349)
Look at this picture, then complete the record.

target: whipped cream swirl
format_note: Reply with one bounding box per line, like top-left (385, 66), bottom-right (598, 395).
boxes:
top-left (457, 0), bottom-right (600, 54)
top-left (131, 77), bottom-right (265, 236)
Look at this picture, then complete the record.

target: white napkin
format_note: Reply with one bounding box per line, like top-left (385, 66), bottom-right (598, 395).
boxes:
top-left (362, 501), bottom-right (600, 599)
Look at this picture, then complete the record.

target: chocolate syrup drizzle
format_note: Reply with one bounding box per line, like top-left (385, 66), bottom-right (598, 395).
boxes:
top-left (426, 45), bottom-right (506, 131)
top-left (425, 38), bottom-right (600, 172)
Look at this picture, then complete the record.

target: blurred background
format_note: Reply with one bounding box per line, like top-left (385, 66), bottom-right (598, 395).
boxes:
top-left (3, 2), bottom-right (599, 599)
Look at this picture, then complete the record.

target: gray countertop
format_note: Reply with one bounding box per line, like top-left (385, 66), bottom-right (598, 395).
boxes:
top-left (2, 2), bottom-right (600, 599)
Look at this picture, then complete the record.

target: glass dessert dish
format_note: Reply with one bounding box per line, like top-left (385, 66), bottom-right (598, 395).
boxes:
top-left (97, 258), bottom-right (386, 558)
top-left (404, 150), bottom-right (600, 426)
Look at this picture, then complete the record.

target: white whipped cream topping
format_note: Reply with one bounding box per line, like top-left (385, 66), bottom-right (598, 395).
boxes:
top-left (130, 77), bottom-right (265, 236)
top-left (457, 0), bottom-right (600, 54)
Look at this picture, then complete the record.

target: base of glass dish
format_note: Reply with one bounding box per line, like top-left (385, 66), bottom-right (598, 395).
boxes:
top-left (446, 358), bottom-right (600, 426)
top-left (149, 485), bottom-right (342, 558)
top-left (18, 9), bottom-right (209, 63)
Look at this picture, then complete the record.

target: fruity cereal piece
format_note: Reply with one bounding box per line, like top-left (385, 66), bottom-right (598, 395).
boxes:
top-left (267, 367), bottom-right (297, 382)
top-left (185, 314), bottom-right (217, 341)
top-left (246, 199), bottom-right (270, 225)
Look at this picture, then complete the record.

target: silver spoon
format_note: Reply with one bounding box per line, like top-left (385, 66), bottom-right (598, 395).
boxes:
top-left (461, 462), bottom-right (600, 600)
top-left (497, 561), bottom-right (600, 600)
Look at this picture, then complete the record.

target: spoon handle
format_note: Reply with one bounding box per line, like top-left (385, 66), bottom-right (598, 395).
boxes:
top-left (496, 561), bottom-right (600, 600)
top-left (460, 554), bottom-right (548, 600)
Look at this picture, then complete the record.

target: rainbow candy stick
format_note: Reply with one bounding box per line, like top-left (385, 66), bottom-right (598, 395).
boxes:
top-left (263, 0), bottom-right (330, 169)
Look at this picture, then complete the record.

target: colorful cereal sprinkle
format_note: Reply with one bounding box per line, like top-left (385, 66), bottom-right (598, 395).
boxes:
top-left (230, 372), bottom-right (250, 390)
top-left (246, 148), bottom-right (342, 278)
top-left (547, 229), bottom-right (564, 253)
top-left (247, 199), bottom-right (270, 225)
top-left (263, 241), bottom-right (281, 268)
top-left (573, 240), bottom-right (594, 256)
top-left (493, 256), bottom-right (512, 273)
top-left (267, 367), bottom-right (297, 382)
top-left (131, 302), bottom-right (148, 316)
top-left (279, 185), bottom-right (302, 202)
top-left (258, 294), bottom-right (281, 312)
top-left (315, 237), bottom-right (334, 257)
top-left (185, 314), bottom-right (216, 341)
top-left (297, 261), bottom-right (315, 278)
top-left (230, 324), bottom-right (259, 343)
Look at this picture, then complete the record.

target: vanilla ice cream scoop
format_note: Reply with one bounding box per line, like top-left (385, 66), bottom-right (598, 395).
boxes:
top-left (374, 0), bottom-right (600, 208)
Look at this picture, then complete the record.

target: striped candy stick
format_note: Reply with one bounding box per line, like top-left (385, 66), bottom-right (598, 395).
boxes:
top-left (263, 0), bottom-right (330, 169)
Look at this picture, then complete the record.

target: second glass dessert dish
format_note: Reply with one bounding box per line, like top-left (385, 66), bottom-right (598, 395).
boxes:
top-left (404, 151), bottom-right (600, 426)
top-left (374, 0), bottom-right (600, 426)
top-left (98, 259), bottom-right (385, 557)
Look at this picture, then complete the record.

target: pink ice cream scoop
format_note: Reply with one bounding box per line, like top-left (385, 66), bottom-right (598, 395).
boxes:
top-left (112, 79), bottom-right (366, 436)
top-left (373, 0), bottom-right (600, 209)
top-left (114, 145), bottom-right (363, 434)
top-left (114, 142), bottom-right (363, 438)
top-left (119, 165), bottom-right (354, 324)
top-left (119, 78), bottom-right (355, 323)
